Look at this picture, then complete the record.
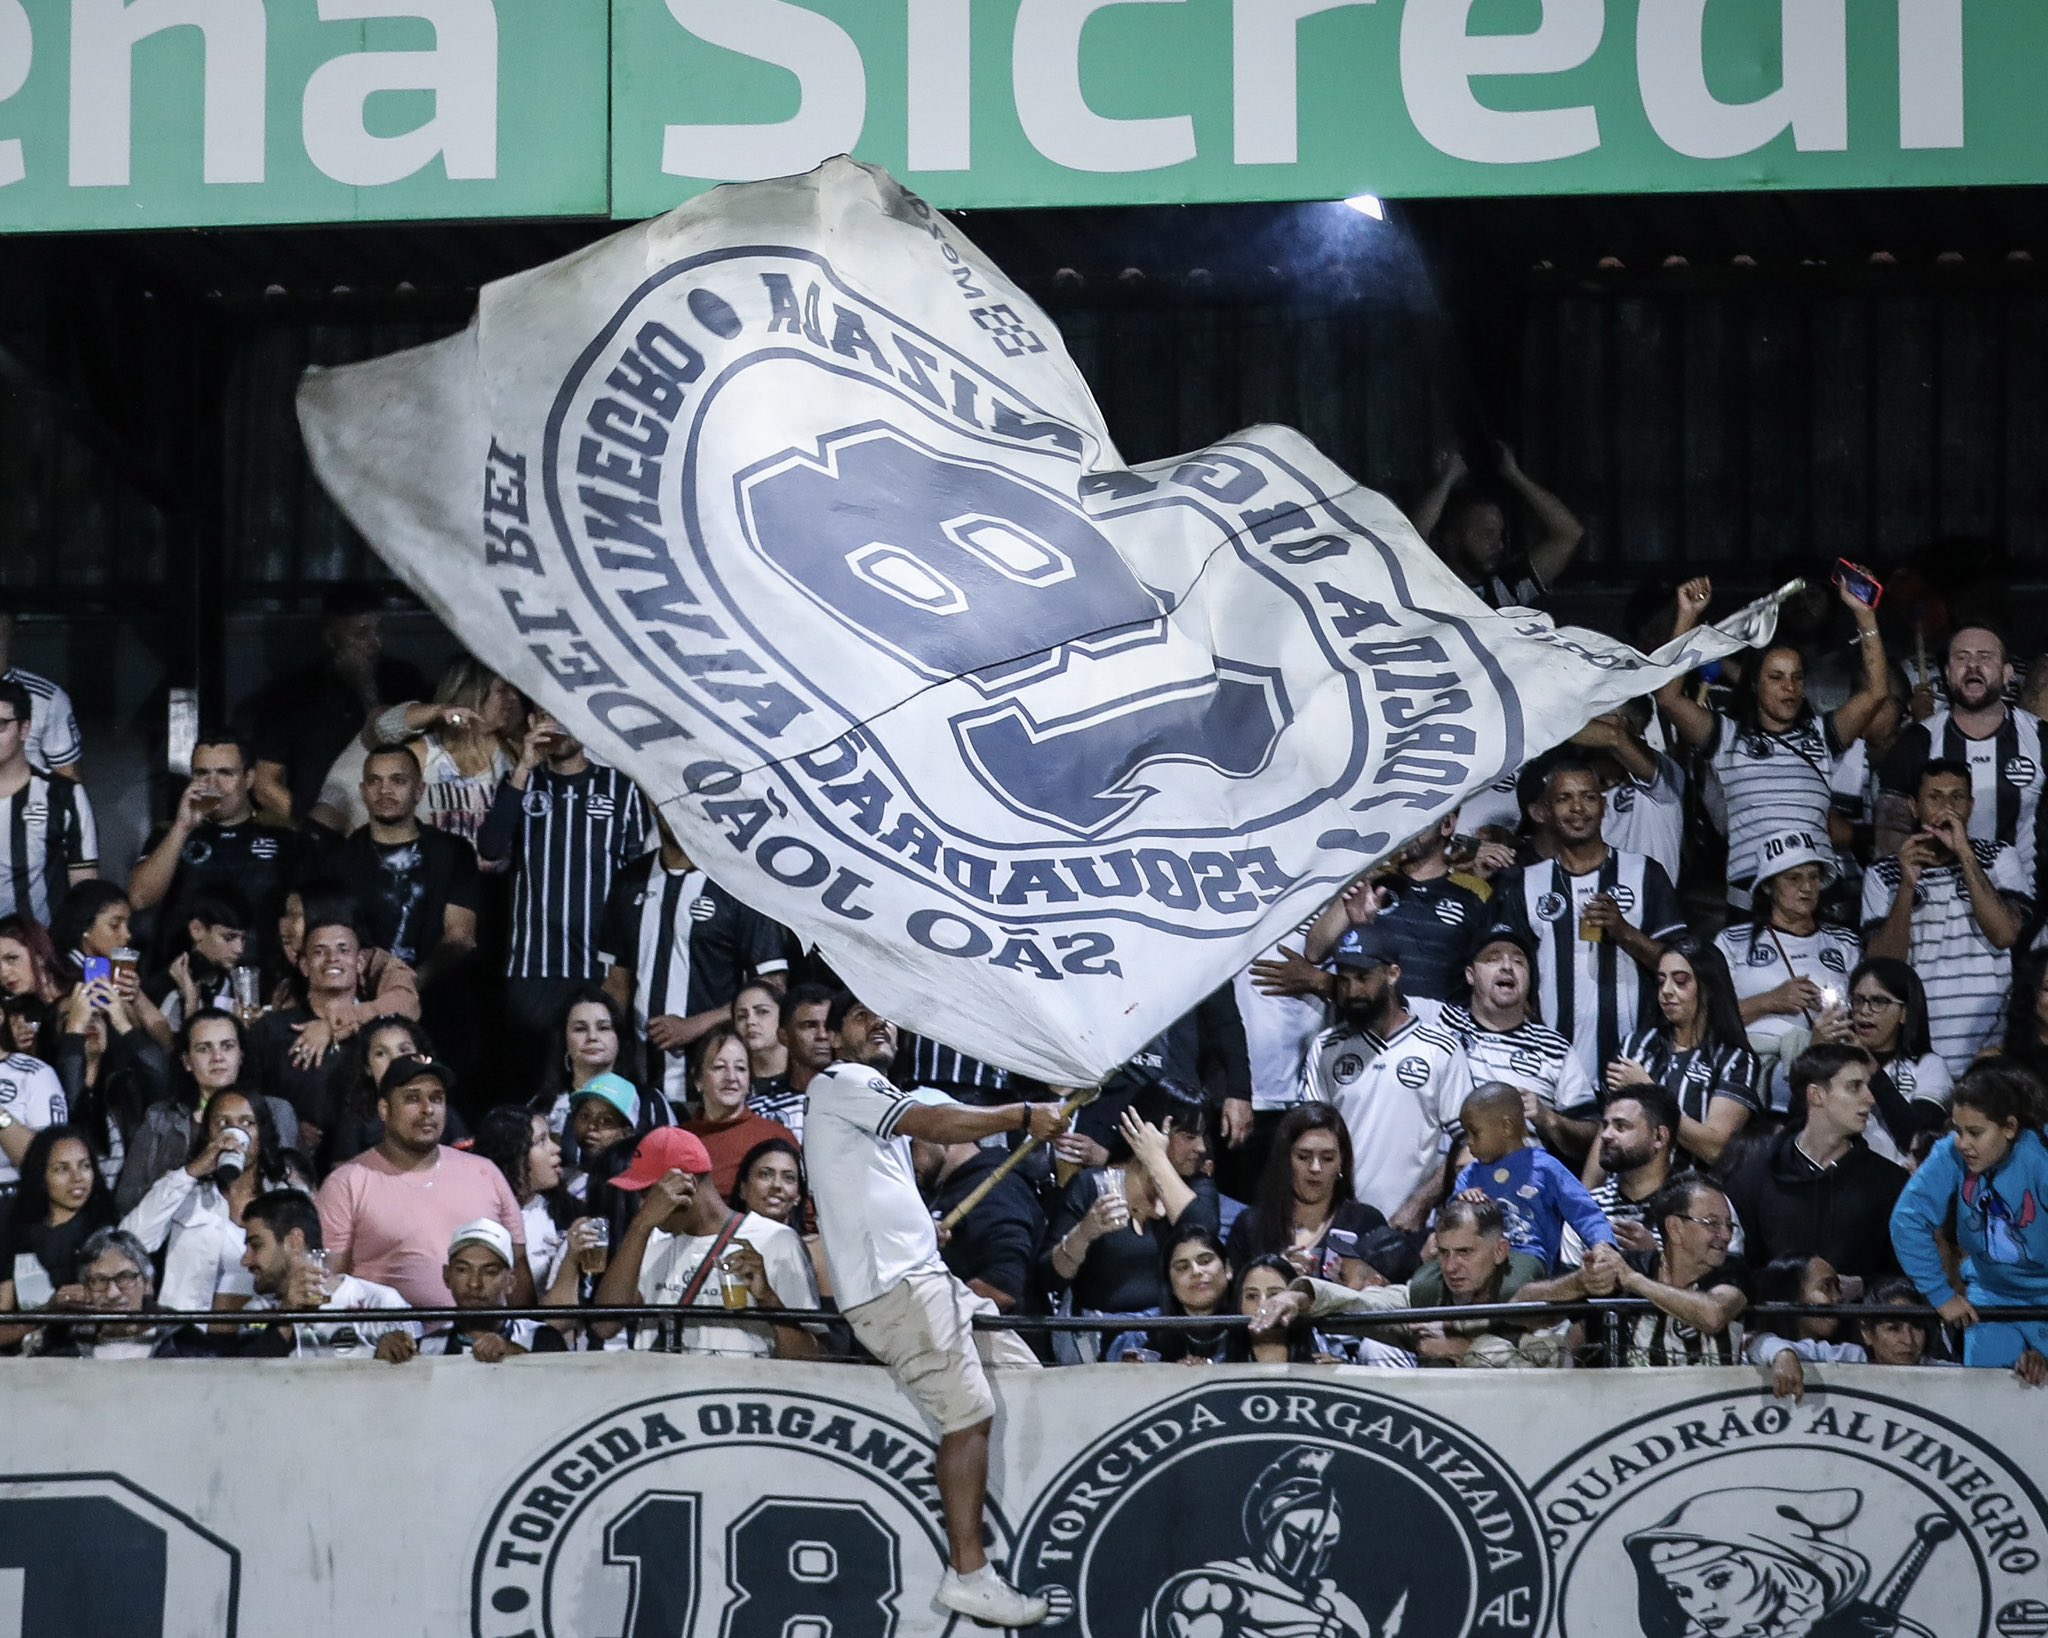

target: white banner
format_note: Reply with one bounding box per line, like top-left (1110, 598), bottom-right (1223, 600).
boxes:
top-left (5, 1357), bottom-right (2045, 1637)
top-left (298, 156), bottom-right (1779, 1083)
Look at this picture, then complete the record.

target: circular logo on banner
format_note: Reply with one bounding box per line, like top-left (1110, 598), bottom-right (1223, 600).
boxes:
top-left (470, 1388), bottom-right (1005, 1638)
top-left (1013, 1382), bottom-right (1551, 1637)
top-left (1535, 1386), bottom-right (2048, 1638)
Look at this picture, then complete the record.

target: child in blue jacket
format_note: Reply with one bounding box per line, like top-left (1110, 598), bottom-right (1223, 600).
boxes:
top-left (1452, 1082), bottom-right (1614, 1273)
top-left (1890, 1063), bottom-right (2048, 1383)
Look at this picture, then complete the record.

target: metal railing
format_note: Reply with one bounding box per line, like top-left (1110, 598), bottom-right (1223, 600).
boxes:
top-left (12, 1299), bottom-right (2044, 1370)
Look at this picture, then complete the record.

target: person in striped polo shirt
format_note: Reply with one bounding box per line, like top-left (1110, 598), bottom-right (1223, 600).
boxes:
top-left (1659, 574), bottom-right (1891, 911)
top-left (0, 678), bottom-right (97, 928)
top-left (477, 711), bottom-right (650, 1091)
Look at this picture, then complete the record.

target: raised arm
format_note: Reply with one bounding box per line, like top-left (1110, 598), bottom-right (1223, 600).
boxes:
top-left (1828, 582), bottom-right (1892, 747)
top-left (1408, 448), bottom-right (1466, 539)
top-left (1498, 444), bottom-right (1586, 589)
top-left (1653, 578), bottom-right (1718, 749)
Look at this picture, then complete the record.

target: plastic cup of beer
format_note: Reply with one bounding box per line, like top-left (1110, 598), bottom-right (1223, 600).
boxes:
top-left (719, 1262), bottom-right (752, 1311)
top-left (110, 946), bottom-right (142, 984)
top-left (1578, 908), bottom-right (1604, 943)
top-left (578, 1220), bottom-right (610, 1277)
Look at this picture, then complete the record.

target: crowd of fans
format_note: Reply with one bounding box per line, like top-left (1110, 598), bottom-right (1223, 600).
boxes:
top-left (2, 457), bottom-right (2046, 1395)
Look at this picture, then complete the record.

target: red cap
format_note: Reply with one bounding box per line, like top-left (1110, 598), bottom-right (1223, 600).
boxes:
top-left (612, 1128), bottom-right (715, 1190)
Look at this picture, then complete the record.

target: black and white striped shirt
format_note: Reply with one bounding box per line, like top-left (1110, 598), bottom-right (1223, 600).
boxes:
top-left (1860, 839), bottom-right (2031, 1074)
top-left (900, 1037), bottom-right (1010, 1098)
top-left (3, 666), bottom-right (82, 775)
top-left (0, 772), bottom-right (96, 926)
top-left (479, 763), bottom-right (650, 981)
top-left (1880, 707), bottom-right (2048, 893)
top-left (1494, 851), bottom-right (1685, 1086)
top-left (1616, 1028), bottom-right (1763, 1125)
top-left (1704, 710), bottom-right (1845, 897)
top-left (597, 856), bottom-right (788, 1097)
top-left (1438, 1005), bottom-right (1596, 1116)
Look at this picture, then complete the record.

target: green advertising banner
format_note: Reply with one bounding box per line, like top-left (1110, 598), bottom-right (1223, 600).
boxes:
top-left (0, 0), bottom-right (608, 231)
top-left (4, 1), bottom-right (2048, 233)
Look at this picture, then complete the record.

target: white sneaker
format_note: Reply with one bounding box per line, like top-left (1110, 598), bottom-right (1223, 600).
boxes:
top-left (936, 1567), bottom-right (1051, 1627)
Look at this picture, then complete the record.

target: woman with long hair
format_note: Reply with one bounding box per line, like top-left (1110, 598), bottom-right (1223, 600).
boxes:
top-left (1109, 1224), bottom-right (1234, 1363)
top-left (39, 955), bottom-right (168, 1189)
top-left (734, 1135), bottom-right (831, 1302)
top-left (120, 1088), bottom-right (305, 1314)
top-left (1890, 1063), bottom-right (2048, 1383)
top-left (1607, 933), bottom-right (1762, 1169)
top-left (681, 1026), bottom-right (796, 1197)
top-left (2, 993), bottom-right (48, 1055)
top-left (0, 914), bottom-right (63, 1004)
top-left (546, 984), bottom-right (646, 1134)
top-left (316, 1015), bottom-right (466, 1173)
top-left (1807, 956), bottom-right (1951, 1168)
top-left (1713, 830), bottom-right (1862, 1111)
top-left (0, 1124), bottom-right (116, 1346)
top-left (1224, 1104), bottom-right (1386, 1279)
top-left (1227, 1253), bottom-right (1324, 1364)
top-left (474, 1103), bottom-right (597, 1333)
top-left (49, 881), bottom-right (131, 986)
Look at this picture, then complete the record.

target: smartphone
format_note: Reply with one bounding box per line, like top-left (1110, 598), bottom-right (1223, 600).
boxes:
top-left (1834, 558), bottom-right (1884, 609)
top-left (82, 956), bottom-right (112, 992)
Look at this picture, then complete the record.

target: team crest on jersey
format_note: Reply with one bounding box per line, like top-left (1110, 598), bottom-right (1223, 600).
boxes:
top-left (1535, 892), bottom-right (1569, 923)
top-left (472, 1388), bottom-right (1004, 1638)
top-left (1013, 1383), bottom-right (1550, 1638)
top-left (1433, 898), bottom-right (1467, 926)
top-left (689, 895), bottom-right (718, 923)
top-left (1331, 1052), bottom-right (1365, 1085)
top-left (1747, 944), bottom-right (1779, 967)
top-left (521, 788), bottom-right (553, 819)
top-left (249, 835), bottom-right (280, 861)
top-left (1535, 1387), bottom-right (2048, 1638)
top-left (586, 795), bottom-right (616, 820)
top-left (1510, 1049), bottom-right (1545, 1078)
top-left (1607, 883), bottom-right (1637, 913)
top-left (1820, 946), bottom-right (1848, 972)
top-left (2006, 756), bottom-right (2038, 786)
top-left (1610, 786), bottom-right (1636, 813)
top-left (1394, 1056), bottom-right (1430, 1090)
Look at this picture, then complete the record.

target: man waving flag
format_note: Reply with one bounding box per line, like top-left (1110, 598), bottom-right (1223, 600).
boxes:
top-left (299, 157), bottom-right (1778, 1087)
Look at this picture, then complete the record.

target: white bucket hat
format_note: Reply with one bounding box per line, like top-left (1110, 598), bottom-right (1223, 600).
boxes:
top-left (1753, 827), bottom-right (1839, 887)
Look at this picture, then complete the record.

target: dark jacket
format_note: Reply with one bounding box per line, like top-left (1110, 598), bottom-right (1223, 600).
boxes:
top-left (931, 1147), bottom-right (1046, 1312)
top-left (1720, 1126), bottom-right (1907, 1279)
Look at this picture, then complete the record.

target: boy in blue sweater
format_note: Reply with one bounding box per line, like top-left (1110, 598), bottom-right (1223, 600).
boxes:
top-left (1451, 1082), bottom-right (1615, 1273)
top-left (1890, 1063), bottom-right (2048, 1383)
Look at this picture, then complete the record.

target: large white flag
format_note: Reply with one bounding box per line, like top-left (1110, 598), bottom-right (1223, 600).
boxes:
top-left (298, 157), bottom-right (1777, 1085)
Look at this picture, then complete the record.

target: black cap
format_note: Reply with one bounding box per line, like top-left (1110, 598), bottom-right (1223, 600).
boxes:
top-left (376, 1054), bottom-right (455, 1100)
top-left (1340, 1225), bottom-right (1422, 1285)
top-left (1331, 922), bottom-right (1404, 971)
top-left (1467, 920), bottom-right (1539, 965)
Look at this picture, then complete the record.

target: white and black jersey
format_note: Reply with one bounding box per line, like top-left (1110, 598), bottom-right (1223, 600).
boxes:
top-left (1704, 710), bottom-right (1846, 899)
top-left (1881, 707), bottom-right (2048, 895)
top-left (1860, 840), bottom-right (2031, 1074)
top-left (1713, 921), bottom-right (1862, 1055)
top-left (479, 764), bottom-right (651, 982)
top-left (1493, 851), bottom-right (1686, 1086)
top-left (1367, 876), bottom-right (1489, 1002)
top-left (1438, 1005), bottom-right (1596, 1117)
top-left (1602, 756), bottom-right (1684, 885)
top-left (1300, 1012), bottom-right (1472, 1219)
top-left (899, 1037), bottom-right (1010, 1099)
top-left (1864, 1052), bottom-right (1953, 1169)
top-left (597, 856), bottom-right (788, 1097)
top-left (1617, 1028), bottom-right (1763, 1126)
top-left (0, 771), bottom-right (96, 925)
top-left (3, 666), bottom-right (81, 776)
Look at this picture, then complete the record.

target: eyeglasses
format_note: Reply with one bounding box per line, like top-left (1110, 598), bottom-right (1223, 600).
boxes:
top-left (1674, 1216), bottom-right (1734, 1234)
top-left (1850, 994), bottom-right (1903, 1014)
top-left (82, 1270), bottom-right (144, 1294)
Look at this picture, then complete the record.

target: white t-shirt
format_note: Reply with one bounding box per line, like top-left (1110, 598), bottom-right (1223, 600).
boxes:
top-left (244, 1274), bottom-right (416, 1358)
top-left (1602, 756), bottom-right (1685, 885)
top-left (0, 1053), bottom-right (68, 1187)
top-left (1233, 942), bottom-right (1324, 1112)
top-left (522, 1196), bottom-right (565, 1289)
top-left (1865, 1052), bottom-right (1954, 1169)
top-left (632, 1210), bottom-right (817, 1356)
top-left (803, 1063), bottom-right (952, 1310)
top-left (5, 666), bottom-right (82, 775)
top-left (1301, 1014), bottom-right (1473, 1218)
top-left (119, 1168), bottom-right (258, 1313)
top-left (1714, 922), bottom-right (1862, 1052)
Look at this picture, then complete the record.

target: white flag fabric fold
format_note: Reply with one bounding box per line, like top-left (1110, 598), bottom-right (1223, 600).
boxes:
top-left (298, 156), bottom-right (1778, 1085)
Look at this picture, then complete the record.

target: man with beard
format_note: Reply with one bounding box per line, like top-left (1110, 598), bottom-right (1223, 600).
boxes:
top-left (804, 992), bottom-right (1070, 1628)
top-left (1880, 622), bottom-right (2048, 913)
top-left (1576, 1088), bottom-right (1687, 1256)
top-left (1301, 925), bottom-right (1473, 1232)
top-left (1862, 759), bottom-right (2028, 1072)
top-left (1492, 756), bottom-right (1685, 1087)
top-left (334, 744), bottom-right (480, 981)
top-left (1440, 923), bottom-right (1598, 1163)
top-left (314, 1055), bottom-right (525, 1308)
top-left (748, 982), bottom-right (833, 1136)
top-left (1409, 443), bottom-right (1586, 612)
